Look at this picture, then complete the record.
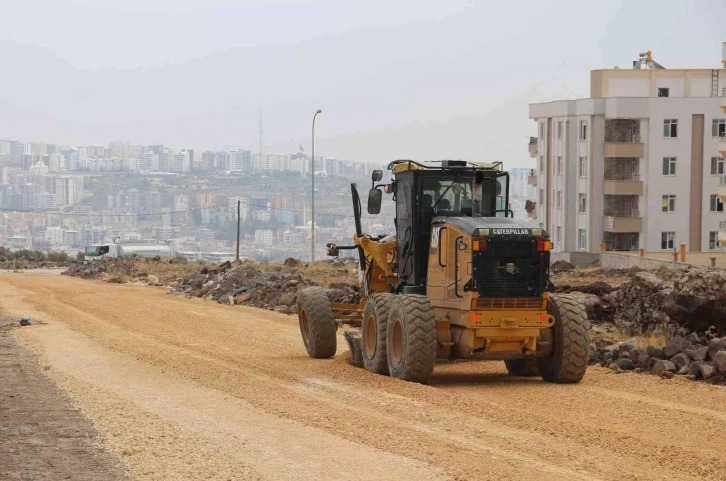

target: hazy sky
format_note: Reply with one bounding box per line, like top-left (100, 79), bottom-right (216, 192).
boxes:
top-left (1, 0), bottom-right (725, 167)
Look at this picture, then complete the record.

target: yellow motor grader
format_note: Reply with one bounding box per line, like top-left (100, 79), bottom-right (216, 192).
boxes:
top-left (297, 160), bottom-right (589, 384)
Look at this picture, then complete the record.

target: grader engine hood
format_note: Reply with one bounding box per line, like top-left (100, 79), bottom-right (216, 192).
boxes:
top-left (439, 217), bottom-right (550, 299)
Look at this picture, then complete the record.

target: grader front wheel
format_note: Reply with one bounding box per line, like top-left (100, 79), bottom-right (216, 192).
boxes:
top-left (386, 294), bottom-right (436, 383)
top-left (297, 287), bottom-right (337, 359)
top-left (537, 293), bottom-right (590, 384)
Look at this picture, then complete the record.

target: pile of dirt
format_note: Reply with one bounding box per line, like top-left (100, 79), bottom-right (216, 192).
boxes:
top-left (169, 260), bottom-right (361, 314)
top-left (590, 331), bottom-right (726, 385)
top-left (551, 260), bottom-right (575, 272)
top-left (613, 266), bottom-right (726, 335)
top-left (62, 257), bottom-right (196, 285)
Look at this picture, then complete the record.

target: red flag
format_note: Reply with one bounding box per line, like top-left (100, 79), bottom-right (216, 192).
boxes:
top-left (299, 144), bottom-right (304, 152)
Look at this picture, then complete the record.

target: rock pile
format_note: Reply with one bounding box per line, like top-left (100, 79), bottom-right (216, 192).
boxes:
top-left (169, 261), bottom-right (360, 314)
top-left (590, 332), bottom-right (726, 384)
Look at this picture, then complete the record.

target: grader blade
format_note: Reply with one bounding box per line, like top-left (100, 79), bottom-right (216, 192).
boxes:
top-left (343, 331), bottom-right (364, 368)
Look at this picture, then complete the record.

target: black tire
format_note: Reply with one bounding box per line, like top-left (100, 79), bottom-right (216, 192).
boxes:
top-left (297, 287), bottom-right (337, 359)
top-left (386, 294), bottom-right (436, 383)
top-left (537, 293), bottom-right (590, 383)
top-left (504, 358), bottom-right (540, 377)
top-left (361, 293), bottom-right (394, 375)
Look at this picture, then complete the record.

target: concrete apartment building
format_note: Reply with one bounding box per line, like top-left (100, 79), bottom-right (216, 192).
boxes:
top-left (529, 44), bottom-right (726, 255)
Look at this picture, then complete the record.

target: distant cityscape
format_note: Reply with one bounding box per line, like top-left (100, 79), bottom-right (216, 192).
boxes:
top-left (0, 139), bottom-right (535, 262)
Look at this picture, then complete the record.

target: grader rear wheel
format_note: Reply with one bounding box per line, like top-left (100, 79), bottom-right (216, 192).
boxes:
top-left (361, 293), bottom-right (394, 375)
top-left (386, 294), bottom-right (436, 383)
top-left (537, 293), bottom-right (590, 383)
top-left (297, 287), bottom-right (337, 359)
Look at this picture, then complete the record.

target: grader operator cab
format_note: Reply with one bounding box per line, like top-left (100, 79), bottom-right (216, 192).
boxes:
top-left (297, 160), bottom-right (589, 384)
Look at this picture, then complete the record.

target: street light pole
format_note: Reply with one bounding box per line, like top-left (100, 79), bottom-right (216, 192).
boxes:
top-left (311, 109), bottom-right (322, 263)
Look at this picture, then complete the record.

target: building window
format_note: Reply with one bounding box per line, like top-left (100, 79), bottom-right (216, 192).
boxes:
top-left (557, 156), bottom-right (563, 175)
top-left (539, 189), bottom-right (544, 204)
top-left (662, 195), bottom-right (676, 212)
top-left (710, 194), bottom-right (724, 212)
top-left (663, 119), bottom-right (678, 138)
top-left (658, 88), bottom-right (669, 97)
top-left (713, 119), bottom-right (726, 138)
top-left (579, 120), bottom-right (587, 141)
top-left (662, 157), bottom-right (676, 176)
top-left (712, 157), bottom-right (725, 175)
top-left (557, 191), bottom-right (562, 209)
top-left (557, 121), bottom-right (563, 139)
top-left (578, 229), bottom-right (587, 250)
top-left (709, 231), bottom-right (720, 250)
top-left (539, 155), bottom-right (544, 171)
top-left (556, 226), bottom-right (562, 244)
top-left (578, 194), bottom-right (586, 213)
top-left (578, 157), bottom-right (587, 177)
top-left (539, 121), bottom-right (545, 140)
top-left (661, 231), bottom-right (675, 250)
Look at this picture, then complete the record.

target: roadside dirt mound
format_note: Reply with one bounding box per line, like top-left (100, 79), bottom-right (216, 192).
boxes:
top-left (170, 260), bottom-right (361, 314)
top-left (62, 257), bottom-right (197, 285)
top-left (0, 259), bottom-right (69, 270)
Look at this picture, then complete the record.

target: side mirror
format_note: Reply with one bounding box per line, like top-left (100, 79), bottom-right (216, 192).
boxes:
top-left (368, 188), bottom-right (382, 214)
top-left (372, 170), bottom-right (383, 182)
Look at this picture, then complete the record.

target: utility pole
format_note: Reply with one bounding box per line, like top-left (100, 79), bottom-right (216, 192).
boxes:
top-left (236, 199), bottom-right (241, 262)
top-left (311, 109), bottom-right (322, 262)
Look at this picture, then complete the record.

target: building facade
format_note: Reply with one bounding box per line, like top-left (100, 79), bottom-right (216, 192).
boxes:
top-left (529, 44), bottom-right (726, 253)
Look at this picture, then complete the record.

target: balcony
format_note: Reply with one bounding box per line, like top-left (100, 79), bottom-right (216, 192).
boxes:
top-left (720, 134), bottom-right (726, 158)
top-left (603, 177), bottom-right (643, 196)
top-left (528, 170), bottom-right (537, 185)
top-left (719, 175), bottom-right (726, 203)
top-left (603, 141), bottom-right (645, 158)
top-left (528, 137), bottom-right (538, 158)
top-left (720, 221), bottom-right (726, 246)
top-left (603, 214), bottom-right (642, 233)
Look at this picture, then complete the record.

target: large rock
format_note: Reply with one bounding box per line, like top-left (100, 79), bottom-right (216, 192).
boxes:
top-left (646, 345), bottom-right (665, 359)
top-left (614, 272), bottom-right (674, 332)
top-left (700, 363), bottom-right (716, 380)
top-left (714, 351), bottom-right (726, 373)
top-left (709, 338), bottom-right (726, 360)
top-left (662, 267), bottom-right (726, 332)
top-left (628, 349), bottom-right (641, 363)
top-left (688, 361), bottom-right (703, 378)
top-left (685, 345), bottom-right (709, 362)
top-left (663, 335), bottom-right (688, 359)
top-left (614, 358), bottom-right (636, 371)
top-left (652, 360), bottom-right (676, 377)
top-left (636, 352), bottom-right (651, 369)
top-left (671, 352), bottom-right (691, 371)
top-left (274, 305), bottom-right (292, 314)
top-left (147, 274), bottom-right (160, 286)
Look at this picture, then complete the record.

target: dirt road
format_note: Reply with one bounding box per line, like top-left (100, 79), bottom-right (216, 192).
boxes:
top-left (2, 272), bottom-right (726, 480)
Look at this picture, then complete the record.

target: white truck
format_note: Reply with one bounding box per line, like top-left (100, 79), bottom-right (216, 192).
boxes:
top-left (84, 241), bottom-right (173, 262)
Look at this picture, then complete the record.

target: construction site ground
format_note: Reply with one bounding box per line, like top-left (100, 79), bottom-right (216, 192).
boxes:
top-left (1, 271), bottom-right (725, 480)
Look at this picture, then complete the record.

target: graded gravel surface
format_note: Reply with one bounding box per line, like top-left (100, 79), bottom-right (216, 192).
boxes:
top-left (2, 272), bottom-right (726, 480)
